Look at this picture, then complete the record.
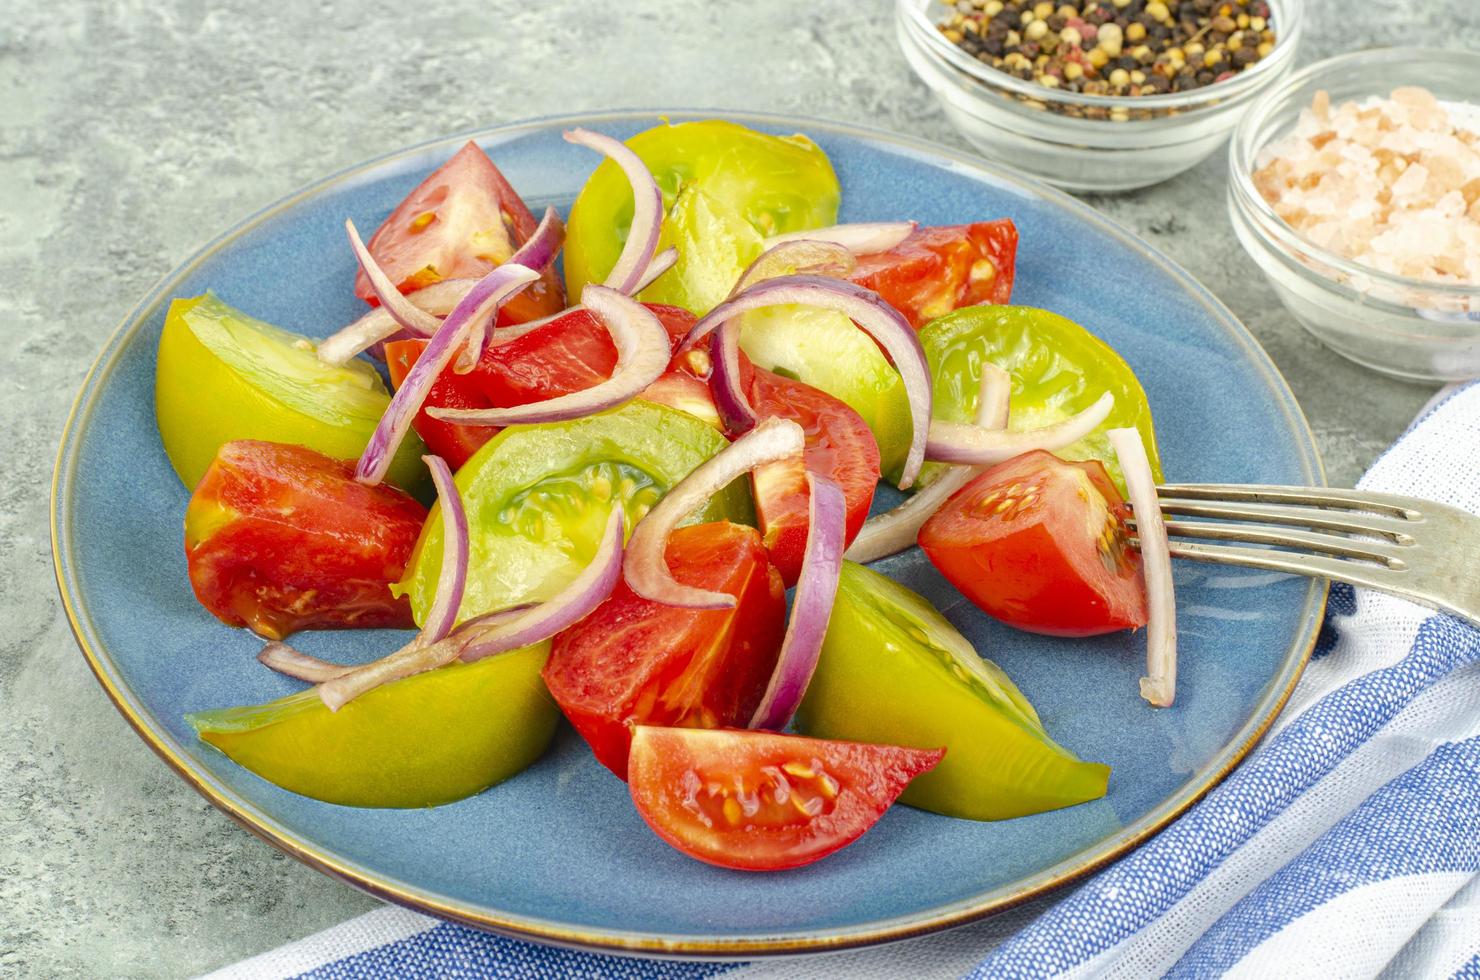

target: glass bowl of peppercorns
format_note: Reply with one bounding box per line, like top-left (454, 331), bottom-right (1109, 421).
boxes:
top-left (897, 0), bottom-right (1303, 191)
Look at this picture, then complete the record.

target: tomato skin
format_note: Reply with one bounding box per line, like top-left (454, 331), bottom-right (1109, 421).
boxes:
top-left (353, 141), bottom-right (564, 325)
top-left (627, 726), bottom-right (943, 871)
top-left (747, 369), bottom-right (880, 585)
top-left (850, 220), bottom-right (1019, 329)
top-left (543, 522), bottom-right (786, 779)
top-left (919, 451), bottom-right (1147, 637)
top-left (185, 440), bottom-right (427, 640)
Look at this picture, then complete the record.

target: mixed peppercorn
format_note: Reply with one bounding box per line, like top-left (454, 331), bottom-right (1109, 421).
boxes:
top-left (938, 0), bottom-right (1278, 105)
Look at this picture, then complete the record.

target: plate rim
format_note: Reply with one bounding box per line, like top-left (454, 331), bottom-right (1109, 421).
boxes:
top-left (51, 107), bottom-right (1328, 958)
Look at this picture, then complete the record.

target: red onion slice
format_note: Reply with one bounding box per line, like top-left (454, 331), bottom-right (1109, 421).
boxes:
top-left (925, 392), bottom-right (1115, 466)
top-left (683, 274), bottom-right (932, 489)
top-left (419, 455), bottom-right (469, 643)
top-left (258, 642), bottom-right (357, 683)
top-left (455, 206), bottom-right (566, 373)
top-left (458, 506), bottom-right (625, 663)
top-left (1110, 427), bottom-right (1177, 708)
top-left (846, 363), bottom-right (1013, 563)
top-left (626, 416), bottom-right (806, 609)
top-left (764, 221), bottom-right (916, 255)
top-left (732, 239), bottom-right (856, 296)
top-left (565, 128), bottom-right (663, 295)
top-left (355, 262), bottom-right (539, 485)
top-left (709, 317), bottom-right (755, 434)
top-left (345, 219), bottom-right (445, 335)
top-left (427, 284), bottom-right (671, 427)
top-left (317, 633), bottom-right (465, 712)
top-left (318, 278), bottom-right (481, 367)
top-left (748, 472), bottom-right (847, 730)
top-left (633, 246), bottom-right (678, 294)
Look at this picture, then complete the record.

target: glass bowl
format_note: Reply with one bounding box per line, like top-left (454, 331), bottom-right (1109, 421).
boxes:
top-left (1228, 47), bottom-right (1480, 382)
top-left (896, 0), bottom-right (1304, 192)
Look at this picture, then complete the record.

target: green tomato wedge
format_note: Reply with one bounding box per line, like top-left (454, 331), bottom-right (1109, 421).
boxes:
top-left (188, 641), bottom-right (555, 808)
top-left (794, 561), bottom-right (1110, 821)
top-left (738, 306), bottom-right (914, 482)
top-left (155, 294), bottom-right (426, 491)
top-left (399, 400), bottom-right (752, 626)
top-left (918, 305), bottom-right (1162, 494)
top-left (642, 184), bottom-right (765, 314)
top-left (564, 119), bottom-right (840, 314)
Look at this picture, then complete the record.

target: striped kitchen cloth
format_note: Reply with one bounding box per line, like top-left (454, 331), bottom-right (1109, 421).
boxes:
top-left (208, 383), bottom-right (1480, 980)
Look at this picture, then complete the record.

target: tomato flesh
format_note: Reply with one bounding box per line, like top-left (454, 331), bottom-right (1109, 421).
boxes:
top-left (748, 368), bottom-right (880, 585)
top-left (185, 440), bottom-right (427, 639)
top-left (353, 141), bottom-right (564, 325)
top-left (627, 726), bottom-right (943, 871)
top-left (543, 522), bottom-right (786, 779)
top-left (384, 339), bottom-right (494, 468)
top-left (919, 451), bottom-right (1147, 637)
top-left (850, 220), bottom-right (1018, 329)
top-left (383, 303), bottom-right (705, 469)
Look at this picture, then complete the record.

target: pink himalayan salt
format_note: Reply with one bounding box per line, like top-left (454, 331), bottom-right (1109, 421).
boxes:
top-left (1253, 87), bottom-right (1480, 291)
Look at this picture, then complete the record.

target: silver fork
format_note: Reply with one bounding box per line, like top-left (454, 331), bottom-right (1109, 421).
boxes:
top-left (1126, 484), bottom-right (1480, 628)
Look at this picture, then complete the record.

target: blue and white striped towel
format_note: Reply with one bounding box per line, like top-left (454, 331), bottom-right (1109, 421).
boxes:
top-left (209, 383), bottom-right (1480, 980)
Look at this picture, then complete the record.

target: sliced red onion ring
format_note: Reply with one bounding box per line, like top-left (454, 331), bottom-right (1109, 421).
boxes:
top-left (626, 416), bottom-right (806, 609)
top-left (420, 455), bottom-right (469, 643)
top-left (258, 642), bottom-right (357, 683)
top-left (427, 284), bottom-right (670, 427)
top-left (846, 363), bottom-right (1013, 563)
top-left (764, 221), bottom-right (916, 255)
top-left (709, 317), bottom-right (755, 434)
top-left (318, 278), bottom-right (480, 367)
top-left (683, 274), bottom-right (931, 488)
top-left (632, 246), bottom-right (678, 294)
top-left (459, 506), bottom-right (625, 663)
top-left (317, 632), bottom-right (464, 712)
top-left (355, 262), bottom-right (539, 485)
top-left (1110, 427), bottom-right (1177, 708)
top-left (925, 392), bottom-right (1115, 466)
top-left (731, 239), bottom-right (856, 296)
top-left (345, 219), bottom-right (445, 335)
top-left (455, 206), bottom-right (566, 373)
top-left (748, 472), bottom-right (847, 730)
top-left (565, 128), bottom-right (663, 295)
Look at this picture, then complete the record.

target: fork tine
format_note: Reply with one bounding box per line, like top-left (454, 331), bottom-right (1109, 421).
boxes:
top-left (1129, 518), bottom-right (1410, 568)
top-left (1154, 540), bottom-right (1411, 594)
top-left (1149, 498), bottom-right (1418, 543)
top-left (1156, 484), bottom-right (1423, 520)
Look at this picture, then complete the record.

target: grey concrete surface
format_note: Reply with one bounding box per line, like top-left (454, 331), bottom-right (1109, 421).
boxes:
top-left (2, 0), bottom-right (1472, 975)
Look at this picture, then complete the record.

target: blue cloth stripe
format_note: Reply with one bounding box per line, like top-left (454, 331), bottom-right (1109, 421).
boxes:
top-left (968, 614), bottom-right (1480, 979)
top-left (295, 922), bottom-right (735, 980)
top-left (1167, 735), bottom-right (1480, 977)
top-left (1453, 951), bottom-right (1480, 980)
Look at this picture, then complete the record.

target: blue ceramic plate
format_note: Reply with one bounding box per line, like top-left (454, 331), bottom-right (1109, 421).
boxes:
top-left (53, 110), bottom-right (1325, 957)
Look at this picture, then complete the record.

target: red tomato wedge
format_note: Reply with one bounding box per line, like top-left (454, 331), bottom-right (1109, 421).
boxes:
top-left (628, 726), bottom-right (943, 871)
top-left (383, 303), bottom-right (710, 469)
top-left (352, 141), bottom-right (564, 325)
top-left (748, 368), bottom-right (880, 585)
top-left (543, 522), bottom-right (786, 779)
top-left (184, 440), bottom-right (427, 640)
top-left (919, 450), bottom-right (1148, 637)
top-left (849, 220), bottom-right (1019, 329)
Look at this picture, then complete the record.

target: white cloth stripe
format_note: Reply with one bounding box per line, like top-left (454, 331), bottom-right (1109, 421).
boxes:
top-left (1378, 873), bottom-right (1480, 980)
top-left (1224, 874), bottom-right (1475, 980)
